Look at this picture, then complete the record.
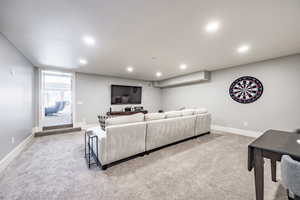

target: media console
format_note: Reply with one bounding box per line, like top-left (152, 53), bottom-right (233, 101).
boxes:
top-left (107, 110), bottom-right (148, 116)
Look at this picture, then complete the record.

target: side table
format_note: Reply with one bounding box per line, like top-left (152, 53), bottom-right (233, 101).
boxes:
top-left (84, 130), bottom-right (99, 168)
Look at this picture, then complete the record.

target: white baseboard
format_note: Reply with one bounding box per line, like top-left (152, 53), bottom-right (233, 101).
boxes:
top-left (32, 126), bottom-right (40, 133)
top-left (81, 123), bottom-right (99, 130)
top-left (0, 132), bottom-right (34, 174)
top-left (74, 122), bottom-right (87, 128)
top-left (211, 125), bottom-right (263, 138)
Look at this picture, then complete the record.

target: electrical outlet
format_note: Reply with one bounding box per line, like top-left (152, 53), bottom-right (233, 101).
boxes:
top-left (11, 137), bottom-right (15, 144)
top-left (10, 69), bottom-right (16, 76)
top-left (243, 122), bottom-right (248, 127)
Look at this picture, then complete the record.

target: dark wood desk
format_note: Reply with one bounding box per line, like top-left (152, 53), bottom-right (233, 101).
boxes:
top-left (248, 130), bottom-right (300, 200)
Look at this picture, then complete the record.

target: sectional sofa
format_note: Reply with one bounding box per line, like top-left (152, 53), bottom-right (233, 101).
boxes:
top-left (87, 109), bottom-right (211, 170)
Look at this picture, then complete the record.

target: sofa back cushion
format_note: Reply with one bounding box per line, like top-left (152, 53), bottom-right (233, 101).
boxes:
top-left (165, 111), bottom-right (182, 118)
top-left (194, 108), bottom-right (208, 114)
top-left (181, 109), bottom-right (195, 116)
top-left (106, 113), bottom-right (144, 126)
top-left (145, 113), bottom-right (165, 121)
top-left (146, 115), bottom-right (196, 151)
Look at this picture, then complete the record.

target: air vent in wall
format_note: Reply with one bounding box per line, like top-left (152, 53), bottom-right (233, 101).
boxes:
top-left (153, 71), bottom-right (211, 88)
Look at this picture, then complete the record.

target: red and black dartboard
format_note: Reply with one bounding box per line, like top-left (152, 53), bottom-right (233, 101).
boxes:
top-left (229, 76), bottom-right (263, 104)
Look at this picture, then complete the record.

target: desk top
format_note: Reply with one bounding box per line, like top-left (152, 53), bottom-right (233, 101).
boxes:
top-left (249, 129), bottom-right (300, 158)
top-left (248, 130), bottom-right (300, 171)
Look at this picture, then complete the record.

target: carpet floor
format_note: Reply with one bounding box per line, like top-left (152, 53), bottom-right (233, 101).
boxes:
top-left (0, 131), bottom-right (288, 200)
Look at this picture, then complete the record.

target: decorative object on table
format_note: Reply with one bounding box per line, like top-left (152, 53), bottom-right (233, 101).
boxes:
top-left (97, 115), bottom-right (109, 130)
top-left (229, 76), bottom-right (263, 104)
top-left (134, 106), bottom-right (143, 111)
top-left (124, 107), bottom-right (131, 112)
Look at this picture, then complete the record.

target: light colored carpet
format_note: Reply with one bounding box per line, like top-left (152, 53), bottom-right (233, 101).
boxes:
top-left (0, 131), bottom-right (288, 200)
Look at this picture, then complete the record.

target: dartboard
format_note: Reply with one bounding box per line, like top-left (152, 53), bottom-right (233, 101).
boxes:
top-left (229, 76), bottom-right (263, 104)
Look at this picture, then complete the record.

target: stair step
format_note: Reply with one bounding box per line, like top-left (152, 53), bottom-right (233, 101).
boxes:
top-left (35, 127), bottom-right (82, 137)
top-left (43, 124), bottom-right (73, 131)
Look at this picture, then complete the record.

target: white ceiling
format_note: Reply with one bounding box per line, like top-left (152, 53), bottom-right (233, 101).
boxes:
top-left (1, 0), bottom-right (300, 81)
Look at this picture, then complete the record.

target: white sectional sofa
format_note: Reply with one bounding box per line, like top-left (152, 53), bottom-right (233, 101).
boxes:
top-left (88, 109), bottom-right (211, 170)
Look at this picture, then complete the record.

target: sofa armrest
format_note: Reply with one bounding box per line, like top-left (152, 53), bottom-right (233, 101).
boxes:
top-left (195, 113), bottom-right (211, 135)
top-left (104, 122), bottom-right (147, 165)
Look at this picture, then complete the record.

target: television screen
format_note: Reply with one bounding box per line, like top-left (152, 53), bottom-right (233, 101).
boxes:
top-left (111, 85), bottom-right (142, 105)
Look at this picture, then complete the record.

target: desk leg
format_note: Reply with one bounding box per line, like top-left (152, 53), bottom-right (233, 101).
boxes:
top-left (271, 160), bottom-right (277, 182)
top-left (254, 149), bottom-right (264, 200)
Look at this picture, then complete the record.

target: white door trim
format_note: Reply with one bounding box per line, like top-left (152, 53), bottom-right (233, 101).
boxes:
top-left (72, 72), bottom-right (76, 126)
top-left (38, 69), bottom-right (76, 128)
top-left (38, 68), bottom-right (43, 130)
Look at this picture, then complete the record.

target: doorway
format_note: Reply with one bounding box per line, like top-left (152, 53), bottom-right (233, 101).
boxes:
top-left (40, 70), bottom-right (74, 129)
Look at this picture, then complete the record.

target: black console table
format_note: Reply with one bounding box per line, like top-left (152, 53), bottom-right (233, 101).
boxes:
top-left (84, 131), bottom-right (99, 168)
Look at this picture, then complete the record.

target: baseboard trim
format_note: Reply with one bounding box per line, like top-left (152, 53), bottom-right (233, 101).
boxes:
top-left (32, 126), bottom-right (41, 133)
top-left (0, 132), bottom-right (34, 174)
top-left (211, 125), bottom-right (263, 138)
top-left (80, 123), bottom-right (99, 130)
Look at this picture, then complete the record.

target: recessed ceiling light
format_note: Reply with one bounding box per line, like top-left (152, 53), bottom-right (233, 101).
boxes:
top-left (79, 59), bottom-right (88, 65)
top-left (127, 66), bottom-right (133, 72)
top-left (237, 45), bottom-right (250, 54)
top-left (180, 64), bottom-right (187, 70)
top-left (205, 21), bottom-right (220, 33)
top-left (83, 36), bottom-right (95, 46)
top-left (156, 72), bottom-right (162, 77)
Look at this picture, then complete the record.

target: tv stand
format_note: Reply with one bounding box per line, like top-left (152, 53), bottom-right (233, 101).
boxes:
top-left (107, 110), bottom-right (148, 116)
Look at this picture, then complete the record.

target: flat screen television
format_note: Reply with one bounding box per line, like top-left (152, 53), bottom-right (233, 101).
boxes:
top-left (111, 85), bottom-right (142, 105)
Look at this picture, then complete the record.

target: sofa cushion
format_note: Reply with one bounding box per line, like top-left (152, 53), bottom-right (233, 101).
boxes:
top-left (98, 115), bottom-right (109, 131)
top-left (146, 115), bottom-right (196, 151)
top-left (165, 111), bottom-right (182, 118)
top-left (181, 109), bottom-right (195, 116)
top-left (194, 108), bottom-right (208, 114)
top-left (145, 113), bottom-right (165, 121)
top-left (106, 113), bottom-right (144, 126)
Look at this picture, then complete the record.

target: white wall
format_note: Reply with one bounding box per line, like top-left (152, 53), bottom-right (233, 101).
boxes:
top-left (162, 55), bottom-right (300, 133)
top-left (0, 34), bottom-right (35, 160)
top-left (75, 73), bottom-right (162, 124)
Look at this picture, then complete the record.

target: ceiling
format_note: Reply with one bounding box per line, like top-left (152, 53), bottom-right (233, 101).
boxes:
top-left (1, 0), bottom-right (300, 81)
